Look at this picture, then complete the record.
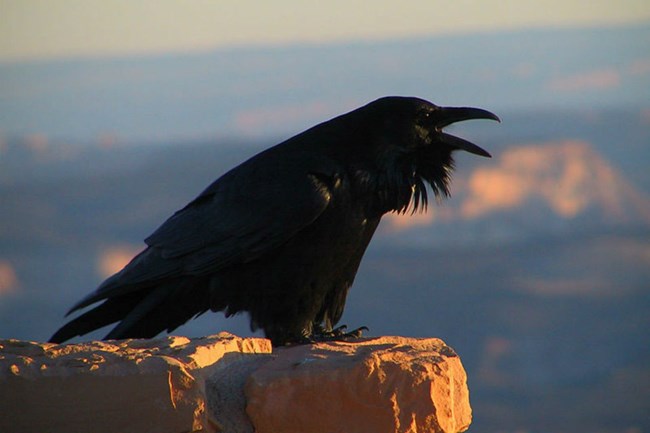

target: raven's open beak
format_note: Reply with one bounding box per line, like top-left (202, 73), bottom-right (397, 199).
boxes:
top-left (436, 106), bottom-right (500, 158)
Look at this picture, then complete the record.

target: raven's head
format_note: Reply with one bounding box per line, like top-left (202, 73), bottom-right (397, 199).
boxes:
top-left (360, 96), bottom-right (499, 213)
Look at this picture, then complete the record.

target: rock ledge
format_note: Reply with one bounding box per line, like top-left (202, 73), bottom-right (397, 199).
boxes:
top-left (0, 334), bottom-right (470, 433)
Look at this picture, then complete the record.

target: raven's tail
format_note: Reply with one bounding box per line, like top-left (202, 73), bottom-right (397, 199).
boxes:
top-left (49, 278), bottom-right (209, 344)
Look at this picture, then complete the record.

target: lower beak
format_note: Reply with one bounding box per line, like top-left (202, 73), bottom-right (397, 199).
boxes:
top-left (437, 106), bottom-right (500, 158)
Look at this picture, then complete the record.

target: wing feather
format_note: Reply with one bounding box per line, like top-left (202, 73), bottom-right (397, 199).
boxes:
top-left (68, 149), bottom-right (339, 313)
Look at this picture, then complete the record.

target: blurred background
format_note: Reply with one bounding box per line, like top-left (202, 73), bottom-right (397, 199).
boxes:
top-left (1, 1), bottom-right (649, 432)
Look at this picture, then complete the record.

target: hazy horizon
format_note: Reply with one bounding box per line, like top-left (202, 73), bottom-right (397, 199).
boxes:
top-left (2, 24), bottom-right (649, 143)
top-left (3, 1), bottom-right (649, 62)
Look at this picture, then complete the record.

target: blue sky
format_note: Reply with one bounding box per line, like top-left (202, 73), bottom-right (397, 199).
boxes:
top-left (2, 0), bottom-right (650, 61)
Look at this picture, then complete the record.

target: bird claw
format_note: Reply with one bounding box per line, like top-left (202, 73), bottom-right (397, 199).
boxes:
top-left (309, 324), bottom-right (369, 342)
top-left (344, 325), bottom-right (369, 338)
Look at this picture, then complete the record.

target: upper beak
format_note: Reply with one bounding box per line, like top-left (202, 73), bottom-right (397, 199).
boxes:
top-left (436, 106), bottom-right (500, 158)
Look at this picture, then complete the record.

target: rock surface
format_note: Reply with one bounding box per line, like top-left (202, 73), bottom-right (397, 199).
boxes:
top-left (0, 334), bottom-right (470, 433)
top-left (243, 337), bottom-right (471, 433)
top-left (0, 333), bottom-right (271, 433)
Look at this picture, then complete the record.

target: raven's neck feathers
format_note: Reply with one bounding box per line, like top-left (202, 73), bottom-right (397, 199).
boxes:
top-left (361, 148), bottom-right (455, 215)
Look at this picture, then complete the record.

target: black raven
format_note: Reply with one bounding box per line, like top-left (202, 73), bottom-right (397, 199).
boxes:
top-left (50, 96), bottom-right (498, 346)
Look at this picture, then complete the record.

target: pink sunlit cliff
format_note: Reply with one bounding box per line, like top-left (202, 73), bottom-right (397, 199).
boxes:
top-left (384, 140), bottom-right (650, 233)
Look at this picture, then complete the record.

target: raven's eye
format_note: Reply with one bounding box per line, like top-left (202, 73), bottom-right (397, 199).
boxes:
top-left (418, 110), bottom-right (434, 124)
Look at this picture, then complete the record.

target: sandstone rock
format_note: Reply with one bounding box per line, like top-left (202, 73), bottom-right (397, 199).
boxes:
top-left (0, 333), bottom-right (271, 433)
top-left (1, 334), bottom-right (471, 433)
top-left (244, 336), bottom-right (471, 433)
top-left (206, 354), bottom-right (273, 433)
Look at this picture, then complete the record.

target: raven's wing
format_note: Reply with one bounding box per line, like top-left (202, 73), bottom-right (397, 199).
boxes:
top-left (68, 149), bottom-right (339, 313)
top-left (147, 150), bottom-right (337, 271)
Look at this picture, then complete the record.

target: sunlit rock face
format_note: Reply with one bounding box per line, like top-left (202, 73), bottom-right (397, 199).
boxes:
top-left (0, 333), bottom-right (272, 433)
top-left (1, 334), bottom-right (470, 433)
top-left (461, 141), bottom-right (650, 222)
top-left (242, 336), bottom-right (471, 433)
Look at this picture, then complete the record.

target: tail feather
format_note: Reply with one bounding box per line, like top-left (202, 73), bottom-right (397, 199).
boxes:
top-left (103, 286), bottom-right (170, 340)
top-left (104, 293), bottom-right (209, 340)
top-left (66, 247), bottom-right (180, 316)
top-left (50, 277), bottom-right (212, 344)
top-left (49, 293), bottom-right (143, 343)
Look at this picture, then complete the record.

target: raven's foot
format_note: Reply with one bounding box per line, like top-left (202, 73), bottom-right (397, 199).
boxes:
top-left (310, 324), bottom-right (370, 342)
